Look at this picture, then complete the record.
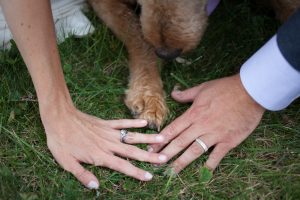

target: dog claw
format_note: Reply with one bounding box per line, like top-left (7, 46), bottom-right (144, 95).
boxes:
top-left (148, 121), bottom-right (161, 131)
top-left (125, 87), bottom-right (168, 131)
top-left (131, 111), bottom-right (140, 118)
top-left (148, 122), bottom-right (157, 130)
top-left (157, 126), bottom-right (161, 132)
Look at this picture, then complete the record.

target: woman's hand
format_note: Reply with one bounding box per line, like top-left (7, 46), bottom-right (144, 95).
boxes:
top-left (0, 0), bottom-right (168, 189)
top-left (42, 104), bottom-right (167, 189)
top-left (149, 74), bottom-right (265, 173)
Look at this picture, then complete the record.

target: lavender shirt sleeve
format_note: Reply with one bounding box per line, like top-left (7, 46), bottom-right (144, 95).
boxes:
top-left (240, 35), bottom-right (300, 111)
top-left (240, 10), bottom-right (300, 111)
top-left (205, 2), bottom-right (300, 110)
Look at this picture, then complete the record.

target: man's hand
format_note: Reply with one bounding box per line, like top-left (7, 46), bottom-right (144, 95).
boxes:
top-left (42, 104), bottom-right (167, 189)
top-left (149, 74), bottom-right (265, 173)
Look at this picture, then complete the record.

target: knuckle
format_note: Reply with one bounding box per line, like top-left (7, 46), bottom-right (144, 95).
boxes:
top-left (209, 151), bottom-right (220, 161)
top-left (124, 146), bottom-right (135, 156)
top-left (186, 108), bottom-right (197, 120)
top-left (164, 125), bottom-right (177, 141)
top-left (210, 145), bottom-right (230, 160)
top-left (168, 124), bottom-right (177, 134)
top-left (223, 133), bottom-right (239, 149)
top-left (73, 168), bottom-right (87, 179)
top-left (223, 131), bottom-right (240, 145)
top-left (173, 136), bottom-right (187, 148)
top-left (139, 152), bottom-right (150, 162)
top-left (125, 132), bottom-right (136, 143)
top-left (190, 143), bottom-right (203, 155)
top-left (126, 146), bottom-right (146, 161)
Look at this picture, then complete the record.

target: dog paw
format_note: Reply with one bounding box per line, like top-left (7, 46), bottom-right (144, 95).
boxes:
top-left (125, 89), bottom-right (168, 130)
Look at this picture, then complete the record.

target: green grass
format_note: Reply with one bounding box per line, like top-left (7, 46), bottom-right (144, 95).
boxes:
top-left (1, 0), bottom-right (300, 199)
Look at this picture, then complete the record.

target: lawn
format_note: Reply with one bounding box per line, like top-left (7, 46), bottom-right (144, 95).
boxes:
top-left (0, 0), bottom-right (299, 199)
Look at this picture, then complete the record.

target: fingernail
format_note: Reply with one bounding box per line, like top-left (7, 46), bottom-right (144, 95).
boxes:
top-left (173, 90), bottom-right (181, 94)
top-left (147, 146), bottom-right (153, 152)
top-left (155, 135), bottom-right (164, 142)
top-left (173, 84), bottom-right (181, 92)
top-left (87, 181), bottom-right (99, 189)
top-left (159, 155), bottom-right (167, 161)
top-left (140, 120), bottom-right (148, 125)
top-left (144, 172), bottom-right (153, 180)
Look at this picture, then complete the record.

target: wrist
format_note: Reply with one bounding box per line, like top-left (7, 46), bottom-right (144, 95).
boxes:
top-left (38, 89), bottom-right (75, 122)
top-left (233, 74), bottom-right (266, 114)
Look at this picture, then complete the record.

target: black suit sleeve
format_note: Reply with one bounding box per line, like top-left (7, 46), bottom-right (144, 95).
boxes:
top-left (277, 9), bottom-right (300, 72)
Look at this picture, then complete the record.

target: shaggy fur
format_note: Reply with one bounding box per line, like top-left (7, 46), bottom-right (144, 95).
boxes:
top-left (88, 0), bottom-right (299, 129)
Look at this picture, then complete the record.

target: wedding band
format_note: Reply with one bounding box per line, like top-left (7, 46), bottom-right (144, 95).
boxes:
top-left (195, 138), bottom-right (208, 152)
top-left (120, 129), bottom-right (128, 143)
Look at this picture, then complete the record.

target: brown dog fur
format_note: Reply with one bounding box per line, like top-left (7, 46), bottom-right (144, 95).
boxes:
top-left (87, 0), bottom-right (299, 129)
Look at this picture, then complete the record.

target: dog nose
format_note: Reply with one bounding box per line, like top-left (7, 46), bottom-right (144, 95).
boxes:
top-left (155, 47), bottom-right (182, 60)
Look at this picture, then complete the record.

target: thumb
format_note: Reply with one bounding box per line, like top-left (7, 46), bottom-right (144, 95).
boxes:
top-left (171, 84), bottom-right (203, 103)
top-left (60, 156), bottom-right (99, 190)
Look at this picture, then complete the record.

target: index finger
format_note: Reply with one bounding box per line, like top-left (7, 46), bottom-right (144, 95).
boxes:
top-left (150, 110), bottom-right (192, 153)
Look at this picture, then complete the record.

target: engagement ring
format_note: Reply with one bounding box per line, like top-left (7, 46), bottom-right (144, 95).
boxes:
top-left (120, 129), bottom-right (128, 143)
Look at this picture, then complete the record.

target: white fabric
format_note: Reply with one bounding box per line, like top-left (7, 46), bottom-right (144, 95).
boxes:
top-left (240, 35), bottom-right (300, 111)
top-left (0, 0), bottom-right (94, 50)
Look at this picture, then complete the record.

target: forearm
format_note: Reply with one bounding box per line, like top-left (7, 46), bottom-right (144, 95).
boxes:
top-left (0, 0), bottom-right (73, 115)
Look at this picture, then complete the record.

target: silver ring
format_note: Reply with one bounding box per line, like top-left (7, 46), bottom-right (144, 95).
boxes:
top-left (120, 129), bottom-right (128, 143)
top-left (195, 138), bottom-right (208, 152)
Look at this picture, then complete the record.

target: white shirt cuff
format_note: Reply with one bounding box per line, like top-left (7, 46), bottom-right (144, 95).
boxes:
top-left (240, 35), bottom-right (300, 111)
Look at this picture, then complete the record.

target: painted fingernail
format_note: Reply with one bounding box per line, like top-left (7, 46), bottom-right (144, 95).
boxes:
top-left (144, 172), bottom-right (153, 180)
top-left (159, 155), bottom-right (167, 161)
top-left (173, 84), bottom-right (181, 92)
top-left (147, 146), bottom-right (153, 152)
top-left (140, 120), bottom-right (148, 125)
top-left (173, 90), bottom-right (181, 95)
top-left (87, 181), bottom-right (99, 189)
top-left (155, 135), bottom-right (164, 142)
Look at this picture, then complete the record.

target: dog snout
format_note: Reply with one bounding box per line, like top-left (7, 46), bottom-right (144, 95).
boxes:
top-left (155, 47), bottom-right (182, 60)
